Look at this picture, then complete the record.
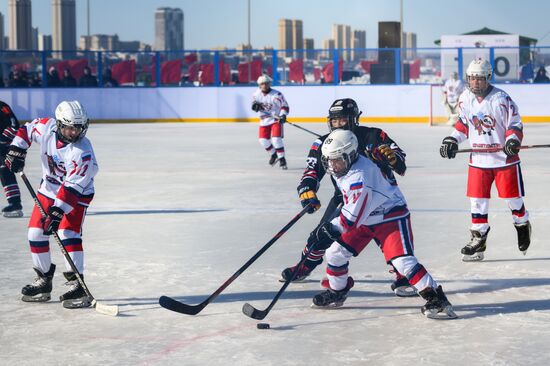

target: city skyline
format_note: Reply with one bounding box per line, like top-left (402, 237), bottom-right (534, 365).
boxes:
top-left (1, 0), bottom-right (550, 51)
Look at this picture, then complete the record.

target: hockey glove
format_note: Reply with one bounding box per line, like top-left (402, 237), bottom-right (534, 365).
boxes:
top-left (42, 206), bottom-right (64, 235)
top-left (251, 102), bottom-right (263, 112)
top-left (298, 187), bottom-right (321, 214)
top-left (440, 136), bottom-right (458, 159)
top-left (369, 144), bottom-right (397, 166)
top-left (278, 114), bottom-right (287, 124)
top-left (504, 139), bottom-right (521, 157)
top-left (5, 146), bottom-right (27, 173)
top-left (308, 222), bottom-right (341, 249)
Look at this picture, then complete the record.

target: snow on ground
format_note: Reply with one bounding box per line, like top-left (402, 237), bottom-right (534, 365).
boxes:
top-left (1, 122), bottom-right (550, 366)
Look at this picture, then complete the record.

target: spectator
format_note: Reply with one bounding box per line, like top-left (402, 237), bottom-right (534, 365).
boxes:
top-left (533, 66), bottom-right (550, 83)
top-left (102, 68), bottom-right (118, 87)
top-left (46, 67), bottom-right (61, 87)
top-left (7, 70), bottom-right (28, 87)
top-left (62, 69), bottom-right (77, 87)
top-left (79, 67), bottom-right (98, 87)
top-left (28, 73), bottom-right (42, 87)
top-left (520, 60), bottom-right (534, 83)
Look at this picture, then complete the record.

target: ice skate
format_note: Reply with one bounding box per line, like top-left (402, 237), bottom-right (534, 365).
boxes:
top-left (21, 264), bottom-right (56, 302)
top-left (514, 221), bottom-right (531, 255)
top-left (279, 157), bottom-right (288, 170)
top-left (311, 277), bottom-right (354, 308)
top-left (419, 285), bottom-right (457, 319)
top-left (2, 201), bottom-right (23, 218)
top-left (391, 277), bottom-right (418, 297)
top-left (461, 228), bottom-right (490, 262)
top-left (60, 272), bottom-right (92, 309)
top-left (279, 262), bottom-right (314, 283)
top-left (268, 153), bottom-right (278, 166)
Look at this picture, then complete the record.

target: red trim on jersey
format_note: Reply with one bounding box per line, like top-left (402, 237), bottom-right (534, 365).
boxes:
top-left (39, 118), bottom-right (50, 124)
top-left (505, 128), bottom-right (523, 142)
top-left (455, 118), bottom-right (468, 136)
top-left (57, 185), bottom-right (80, 212)
top-left (16, 127), bottom-right (31, 146)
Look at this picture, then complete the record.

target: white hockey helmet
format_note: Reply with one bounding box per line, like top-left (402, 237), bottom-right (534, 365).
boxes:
top-left (257, 74), bottom-right (272, 85)
top-left (321, 129), bottom-right (359, 178)
top-left (55, 100), bottom-right (89, 143)
top-left (466, 58), bottom-right (493, 80)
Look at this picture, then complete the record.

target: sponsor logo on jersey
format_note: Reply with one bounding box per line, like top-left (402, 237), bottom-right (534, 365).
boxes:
top-left (472, 113), bottom-right (496, 136)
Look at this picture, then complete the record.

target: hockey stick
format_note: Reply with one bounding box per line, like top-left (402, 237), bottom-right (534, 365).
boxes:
top-left (159, 204), bottom-right (312, 315)
top-left (286, 121), bottom-right (322, 138)
top-left (456, 144), bottom-right (550, 154)
top-left (19, 172), bottom-right (119, 316)
top-left (242, 203), bottom-right (344, 320)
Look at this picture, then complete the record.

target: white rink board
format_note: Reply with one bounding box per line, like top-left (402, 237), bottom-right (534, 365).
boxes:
top-left (2, 84), bottom-right (550, 121)
top-left (2, 123), bottom-right (550, 366)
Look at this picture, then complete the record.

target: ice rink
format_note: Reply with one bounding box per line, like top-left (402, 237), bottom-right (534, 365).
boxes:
top-left (2, 122), bottom-right (550, 366)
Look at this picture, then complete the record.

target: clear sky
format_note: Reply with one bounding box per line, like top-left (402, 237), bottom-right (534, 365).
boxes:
top-left (1, 0), bottom-right (550, 49)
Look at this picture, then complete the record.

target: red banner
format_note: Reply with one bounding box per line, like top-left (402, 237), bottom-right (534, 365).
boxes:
top-left (288, 59), bottom-right (304, 83)
top-left (313, 67), bottom-right (321, 81)
top-left (322, 59), bottom-right (343, 83)
top-left (237, 60), bottom-right (262, 83)
top-left (408, 59), bottom-right (421, 79)
top-left (161, 59), bottom-right (182, 84)
top-left (184, 53), bottom-right (198, 64)
top-left (111, 60), bottom-right (136, 84)
top-left (55, 59), bottom-right (89, 80)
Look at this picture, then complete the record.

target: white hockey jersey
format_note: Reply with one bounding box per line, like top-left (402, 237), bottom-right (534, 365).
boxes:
top-left (443, 78), bottom-right (465, 105)
top-left (252, 88), bottom-right (289, 126)
top-left (11, 118), bottom-right (98, 214)
top-left (451, 86), bottom-right (523, 168)
top-left (330, 156), bottom-right (408, 233)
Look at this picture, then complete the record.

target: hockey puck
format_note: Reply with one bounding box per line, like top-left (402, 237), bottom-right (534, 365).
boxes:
top-left (256, 323), bottom-right (270, 329)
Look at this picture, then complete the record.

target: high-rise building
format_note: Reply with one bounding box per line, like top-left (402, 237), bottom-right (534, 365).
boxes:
top-left (38, 33), bottom-right (52, 51)
top-left (332, 24), bottom-right (352, 61)
top-left (32, 26), bottom-right (38, 50)
top-left (0, 12), bottom-right (5, 49)
top-left (79, 34), bottom-right (119, 51)
top-left (303, 38), bottom-right (314, 60)
top-left (154, 7), bottom-right (184, 51)
top-left (8, 0), bottom-right (32, 50)
top-left (292, 19), bottom-right (303, 59)
top-left (52, 0), bottom-right (77, 53)
top-left (322, 38), bottom-right (335, 59)
top-left (403, 32), bottom-right (417, 59)
top-left (278, 19), bottom-right (293, 54)
top-left (352, 30), bottom-right (367, 61)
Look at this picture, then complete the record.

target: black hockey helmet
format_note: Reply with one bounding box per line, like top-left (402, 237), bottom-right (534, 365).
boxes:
top-left (327, 98), bottom-right (362, 132)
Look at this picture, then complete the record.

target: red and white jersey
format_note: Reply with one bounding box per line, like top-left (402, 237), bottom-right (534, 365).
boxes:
top-left (451, 86), bottom-right (523, 169)
top-left (11, 118), bottom-right (98, 214)
top-left (443, 78), bottom-right (465, 105)
top-left (330, 156), bottom-right (408, 232)
top-left (252, 88), bottom-right (289, 126)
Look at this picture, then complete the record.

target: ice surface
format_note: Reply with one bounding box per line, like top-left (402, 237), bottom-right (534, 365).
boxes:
top-left (2, 122), bottom-right (550, 366)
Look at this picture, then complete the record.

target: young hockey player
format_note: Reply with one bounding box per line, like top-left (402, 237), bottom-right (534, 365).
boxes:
top-left (440, 59), bottom-right (531, 261)
top-left (442, 71), bottom-right (465, 126)
top-left (310, 129), bottom-right (456, 319)
top-left (4, 100), bottom-right (99, 308)
top-left (251, 74), bottom-right (289, 170)
top-left (0, 101), bottom-right (23, 217)
top-left (281, 98), bottom-right (415, 297)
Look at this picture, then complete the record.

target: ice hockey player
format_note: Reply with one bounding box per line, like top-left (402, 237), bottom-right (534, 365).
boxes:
top-left (440, 59), bottom-right (531, 261)
top-left (4, 100), bottom-right (99, 308)
top-left (281, 98), bottom-right (415, 297)
top-left (442, 71), bottom-right (465, 126)
top-left (251, 74), bottom-right (289, 170)
top-left (310, 129), bottom-right (456, 319)
top-left (0, 101), bottom-right (23, 217)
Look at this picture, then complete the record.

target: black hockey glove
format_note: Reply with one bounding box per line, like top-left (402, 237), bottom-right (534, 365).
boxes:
top-left (5, 146), bottom-right (27, 173)
top-left (440, 136), bottom-right (458, 159)
top-left (298, 186), bottom-right (321, 214)
top-left (251, 102), bottom-right (263, 112)
top-left (504, 139), bottom-right (521, 157)
top-left (278, 114), bottom-right (287, 124)
top-left (42, 206), bottom-right (64, 235)
top-left (307, 222), bottom-right (341, 249)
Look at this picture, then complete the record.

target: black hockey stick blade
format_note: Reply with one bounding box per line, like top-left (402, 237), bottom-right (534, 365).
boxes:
top-left (242, 302), bottom-right (267, 320)
top-left (159, 295), bottom-right (204, 315)
top-left (158, 204), bottom-right (312, 315)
